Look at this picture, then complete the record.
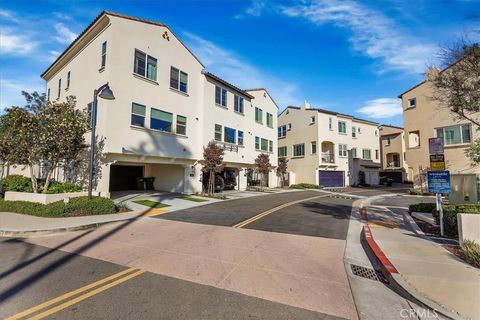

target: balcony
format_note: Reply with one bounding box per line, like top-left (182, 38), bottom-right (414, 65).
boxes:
top-left (321, 152), bottom-right (335, 164)
top-left (217, 142), bottom-right (239, 152)
top-left (321, 141), bottom-right (335, 164)
top-left (386, 153), bottom-right (400, 168)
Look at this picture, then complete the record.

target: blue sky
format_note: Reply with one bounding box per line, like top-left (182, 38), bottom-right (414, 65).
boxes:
top-left (0, 0), bottom-right (478, 126)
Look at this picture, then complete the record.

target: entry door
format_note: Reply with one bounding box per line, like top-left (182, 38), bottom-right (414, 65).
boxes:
top-left (318, 171), bottom-right (345, 187)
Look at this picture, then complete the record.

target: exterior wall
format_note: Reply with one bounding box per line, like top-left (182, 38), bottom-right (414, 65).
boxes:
top-left (402, 81), bottom-right (480, 187)
top-left (379, 125), bottom-right (409, 181)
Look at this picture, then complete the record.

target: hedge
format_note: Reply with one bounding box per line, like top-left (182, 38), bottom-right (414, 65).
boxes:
top-left (463, 240), bottom-right (480, 268)
top-left (289, 183), bottom-right (323, 189)
top-left (0, 196), bottom-right (117, 217)
top-left (0, 175), bottom-right (83, 194)
top-left (408, 203), bottom-right (436, 213)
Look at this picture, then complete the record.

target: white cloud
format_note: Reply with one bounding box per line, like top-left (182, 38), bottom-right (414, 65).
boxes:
top-left (0, 30), bottom-right (37, 55)
top-left (356, 98), bottom-right (402, 119)
top-left (54, 23), bottom-right (77, 44)
top-left (0, 78), bottom-right (44, 112)
top-left (183, 32), bottom-right (301, 108)
top-left (235, 0), bottom-right (268, 19)
top-left (279, 0), bottom-right (437, 74)
top-left (53, 12), bottom-right (72, 21)
top-left (0, 9), bottom-right (19, 22)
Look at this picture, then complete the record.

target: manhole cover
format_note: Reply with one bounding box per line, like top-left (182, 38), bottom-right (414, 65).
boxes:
top-left (350, 264), bottom-right (387, 283)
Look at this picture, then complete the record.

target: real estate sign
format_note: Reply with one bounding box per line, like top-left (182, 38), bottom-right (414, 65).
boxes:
top-left (429, 154), bottom-right (445, 171)
top-left (427, 171), bottom-right (451, 194)
top-left (428, 138), bottom-right (444, 155)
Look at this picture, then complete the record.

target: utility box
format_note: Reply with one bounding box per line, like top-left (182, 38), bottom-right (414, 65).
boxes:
top-left (449, 174), bottom-right (479, 204)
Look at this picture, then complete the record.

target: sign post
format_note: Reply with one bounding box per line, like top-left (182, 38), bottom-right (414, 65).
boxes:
top-left (428, 138), bottom-right (447, 237)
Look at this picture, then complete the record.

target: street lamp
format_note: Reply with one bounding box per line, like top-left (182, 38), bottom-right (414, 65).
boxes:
top-left (88, 83), bottom-right (115, 199)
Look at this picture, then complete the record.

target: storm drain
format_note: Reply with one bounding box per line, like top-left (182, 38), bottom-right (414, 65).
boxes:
top-left (350, 264), bottom-right (388, 283)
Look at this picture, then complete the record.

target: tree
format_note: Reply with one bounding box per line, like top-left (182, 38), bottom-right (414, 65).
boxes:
top-left (254, 153), bottom-right (272, 188)
top-left (428, 41), bottom-right (480, 163)
top-left (201, 141), bottom-right (225, 195)
top-left (276, 157), bottom-right (288, 187)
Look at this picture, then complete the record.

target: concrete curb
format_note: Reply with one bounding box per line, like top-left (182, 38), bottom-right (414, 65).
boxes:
top-left (361, 204), bottom-right (466, 320)
top-left (0, 222), bottom-right (108, 237)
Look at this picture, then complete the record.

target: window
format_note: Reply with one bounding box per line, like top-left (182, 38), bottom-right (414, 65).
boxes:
top-left (269, 140), bottom-right (273, 152)
top-left (87, 102), bottom-right (93, 128)
top-left (408, 131), bottom-right (420, 148)
top-left (261, 138), bottom-right (268, 151)
top-left (408, 98), bottom-right (416, 108)
top-left (278, 125), bottom-right (287, 138)
top-left (375, 130), bottom-right (378, 136)
top-left (57, 78), bottom-right (61, 98)
top-left (234, 95), bottom-right (244, 113)
top-left (215, 86), bottom-right (227, 107)
top-left (134, 49), bottom-right (157, 81)
top-left (351, 147), bottom-right (357, 158)
top-left (352, 126), bottom-right (356, 138)
top-left (238, 131), bottom-right (244, 146)
top-left (386, 137), bottom-right (391, 145)
top-left (131, 103), bottom-right (146, 127)
top-left (436, 124), bottom-right (471, 145)
top-left (176, 115), bottom-right (187, 135)
top-left (358, 127), bottom-right (361, 133)
top-left (293, 144), bottom-right (305, 157)
top-left (375, 149), bottom-right (379, 160)
top-left (170, 67), bottom-right (188, 93)
top-left (311, 141), bottom-right (317, 154)
top-left (255, 136), bottom-right (260, 150)
top-left (310, 116), bottom-right (315, 124)
top-left (255, 137), bottom-right (269, 151)
top-left (150, 108), bottom-right (172, 132)
top-left (362, 149), bottom-right (372, 160)
top-left (67, 71), bottom-right (71, 88)
top-left (329, 117), bottom-right (333, 130)
top-left (338, 121), bottom-right (347, 134)
top-left (255, 107), bottom-right (263, 123)
top-left (101, 41), bottom-right (107, 68)
top-left (278, 146), bottom-right (287, 157)
top-left (47, 88), bottom-right (50, 101)
top-left (215, 124), bottom-right (222, 141)
top-left (339, 144), bottom-right (348, 157)
top-left (224, 127), bottom-right (236, 143)
top-left (267, 113), bottom-right (273, 127)
top-left (287, 123), bottom-right (292, 130)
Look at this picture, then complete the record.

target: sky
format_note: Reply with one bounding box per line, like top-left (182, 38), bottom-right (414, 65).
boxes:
top-left (0, 0), bottom-right (479, 126)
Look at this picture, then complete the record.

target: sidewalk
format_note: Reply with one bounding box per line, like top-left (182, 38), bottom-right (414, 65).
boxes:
top-left (365, 203), bottom-right (480, 320)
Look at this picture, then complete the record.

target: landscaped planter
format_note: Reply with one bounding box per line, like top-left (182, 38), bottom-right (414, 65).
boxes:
top-left (457, 213), bottom-right (480, 248)
top-left (4, 191), bottom-right (105, 205)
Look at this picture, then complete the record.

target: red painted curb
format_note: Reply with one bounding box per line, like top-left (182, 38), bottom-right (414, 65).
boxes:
top-left (361, 207), bottom-right (399, 277)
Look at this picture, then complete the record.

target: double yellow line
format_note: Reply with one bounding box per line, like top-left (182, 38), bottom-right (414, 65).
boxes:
top-left (7, 267), bottom-right (145, 320)
top-left (233, 195), bottom-right (326, 228)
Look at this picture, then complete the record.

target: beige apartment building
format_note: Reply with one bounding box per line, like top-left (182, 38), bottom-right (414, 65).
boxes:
top-left (378, 125), bottom-right (409, 182)
top-left (278, 103), bottom-right (381, 187)
top-left (15, 11), bottom-right (279, 195)
top-left (400, 74), bottom-right (480, 201)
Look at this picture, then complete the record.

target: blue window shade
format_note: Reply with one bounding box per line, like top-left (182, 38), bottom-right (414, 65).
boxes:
top-left (131, 103), bottom-right (146, 127)
top-left (238, 131), bottom-right (244, 145)
top-left (151, 108), bottom-right (172, 132)
top-left (224, 127), bottom-right (236, 143)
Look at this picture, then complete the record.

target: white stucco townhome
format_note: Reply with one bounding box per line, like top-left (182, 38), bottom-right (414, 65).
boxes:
top-left (36, 11), bottom-right (279, 195)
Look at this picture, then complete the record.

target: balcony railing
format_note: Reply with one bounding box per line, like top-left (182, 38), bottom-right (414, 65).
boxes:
top-left (321, 152), bottom-right (335, 164)
top-left (217, 142), bottom-right (239, 152)
top-left (386, 162), bottom-right (400, 168)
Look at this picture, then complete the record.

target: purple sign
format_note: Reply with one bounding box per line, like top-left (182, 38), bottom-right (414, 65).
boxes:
top-left (429, 138), bottom-right (444, 155)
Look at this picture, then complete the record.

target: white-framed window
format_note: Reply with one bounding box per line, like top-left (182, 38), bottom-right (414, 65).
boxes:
top-left (101, 41), bottom-right (107, 68)
top-left (408, 98), bottom-right (416, 108)
top-left (269, 140), bottom-right (273, 152)
top-left (238, 130), bottom-right (244, 145)
top-left (358, 127), bottom-right (361, 133)
top-left (261, 138), bottom-right (268, 151)
top-left (224, 126), bottom-right (236, 144)
top-left (351, 147), bottom-right (357, 158)
top-left (436, 124), bottom-right (471, 145)
top-left (362, 149), bottom-right (372, 160)
top-left (338, 121), bottom-right (347, 134)
top-left (255, 136), bottom-right (260, 150)
top-left (170, 67), bottom-right (188, 93)
top-left (176, 115), bottom-right (187, 135)
top-left (57, 78), bottom-right (61, 98)
top-left (267, 113), bottom-right (273, 127)
top-left (47, 88), bottom-right (50, 101)
top-left (215, 86), bottom-right (227, 107)
top-left (352, 126), bottom-right (356, 138)
top-left (310, 116), bottom-right (315, 124)
top-left (329, 117), bottom-right (333, 130)
top-left (255, 107), bottom-right (263, 123)
top-left (386, 137), bottom-right (391, 145)
top-left (375, 149), bottom-right (379, 160)
top-left (234, 95), bottom-right (244, 113)
top-left (150, 108), bottom-right (173, 132)
top-left (339, 144), bottom-right (348, 157)
top-left (278, 125), bottom-right (287, 138)
top-left (134, 49), bottom-right (157, 81)
top-left (293, 143), bottom-right (305, 157)
top-left (278, 146), bottom-right (287, 157)
top-left (131, 103), bottom-right (146, 127)
top-left (311, 141), bottom-right (317, 154)
top-left (67, 71), bottom-right (71, 88)
top-left (287, 123), bottom-right (292, 130)
top-left (255, 137), bottom-right (269, 151)
top-left (215, 124), bottom-right (222, 141)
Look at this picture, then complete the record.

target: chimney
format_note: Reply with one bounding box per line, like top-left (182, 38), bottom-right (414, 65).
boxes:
top-left (302, 100), bottom-right (311, 110)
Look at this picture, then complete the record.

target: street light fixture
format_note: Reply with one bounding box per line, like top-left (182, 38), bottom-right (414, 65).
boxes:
top-left (88, 83), bottom-right (115, 199)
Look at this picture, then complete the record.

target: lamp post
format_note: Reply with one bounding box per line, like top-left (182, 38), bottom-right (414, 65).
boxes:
top-left (88, 83), bottom-right (115, 199)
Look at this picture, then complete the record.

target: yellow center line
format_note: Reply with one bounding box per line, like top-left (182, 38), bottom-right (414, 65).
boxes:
top-left (6, 267), bottom-right (139, 320)
top-left (26, 269), bottom-right (146, 320)
top-left (233, 195), bottom-right (327, 228)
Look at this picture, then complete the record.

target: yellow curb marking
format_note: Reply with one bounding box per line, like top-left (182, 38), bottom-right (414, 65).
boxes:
top-left (233, 195), bottom-right (327, 228)
top-left (146, 208), bottom-right (169, 216)
top-left (6, 268), bottom-right (143, 320)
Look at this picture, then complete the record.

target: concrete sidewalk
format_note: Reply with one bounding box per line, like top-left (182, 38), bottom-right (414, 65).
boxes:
top-left (365, 202), bottom-right (480, 320)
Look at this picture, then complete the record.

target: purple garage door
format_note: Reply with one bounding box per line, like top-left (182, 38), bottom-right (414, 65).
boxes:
top-left (318, 170), bottom-right (345, 187)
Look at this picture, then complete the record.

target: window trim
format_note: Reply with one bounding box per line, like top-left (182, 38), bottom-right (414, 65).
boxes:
top-left (234, 95), bottom-right (244, 114)
top-left (255, 107), bottom-right (263, 124)
top-left (362, 148), bottom-right (372, 160)
top-left (57, 78), bottom-right (61, 98)
top-left (278, 146), bottom-right (287, 157)
top-left (407, 98), bottom-right (417, 109)
top-left (436, 124), bottom-right (472, 146)
top-left (266, 112), bottom-right (273, 128)
top-left (292, 143), bottom-right (305, 158)
top-left (238, 130), bottom-right (244, 146)
top-left (150, 108), bottom-right (173, 133)
top-left (338, 144), bottom-right (348, 157)
top-left (133, 49), bottom-right (157, 81)
top-left (214, 124), bottom-right (222, 141)
top-left (224, 126), bottom-right (236, 144)
top-left (311, 141), bottom-right (317, 155)
top-left (215, 86), bottom-right (228, 107)
top-left (338, 121), bottom-right (347, 134)
top-left (278, 125), bottom-right (287, 138)
top-left (101, 41), bottom-right (107, 68)
top-left (176, 115), bottom-right (187, 136)
top-left (131, 102), bottom-right (146, 128)
top-left (66, 71), bottom-right (71, 89)
top-left (170, 66), bottom-right (188, 93)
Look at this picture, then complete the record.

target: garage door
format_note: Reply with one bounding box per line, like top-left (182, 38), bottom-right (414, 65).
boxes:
top-left (318, 170), bottom-right (345, 187)
top-left (109, 165), bottom-right (144, 191)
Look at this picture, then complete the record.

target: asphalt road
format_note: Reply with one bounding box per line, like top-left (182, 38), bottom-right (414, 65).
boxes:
top-left (0, 238), bottom-right (342, 320)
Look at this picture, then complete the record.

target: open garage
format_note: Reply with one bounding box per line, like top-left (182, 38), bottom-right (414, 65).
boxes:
top-left (109, 164), bottom-right (144, 191)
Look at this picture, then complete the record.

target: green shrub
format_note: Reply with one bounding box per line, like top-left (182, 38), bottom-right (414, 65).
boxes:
top-left (1, 175), bottom-right (32, 192)
top-left (408, 203), bottom-right (436, 213)
top-left (431, 204), bottom-right (480, 238)
top-left (289, 183), bottom-right (323, 189)
top-left (0, 196), bottom-right (116, 217)
top-left (0, 175), bottom-right (83, 194)
top-left (44, 181), bottom-right (83, 194)
top-left (408, 188), bottom-right (422, 195)
top-left (463, 240), bottom-right (480, 268)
